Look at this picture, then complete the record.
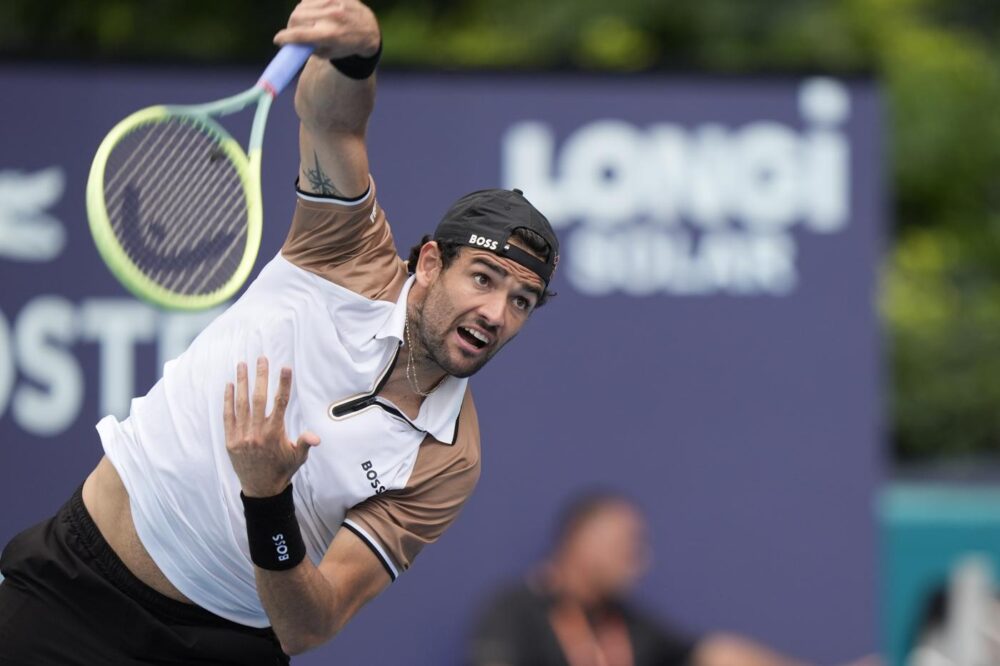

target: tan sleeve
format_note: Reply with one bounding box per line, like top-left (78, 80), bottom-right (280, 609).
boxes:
top-left (344, 389), bottom-right (481, 578)
top-left (280, 178), bottom-right (409, 302)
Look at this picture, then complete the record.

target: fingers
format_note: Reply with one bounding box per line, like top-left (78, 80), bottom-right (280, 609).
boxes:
top-left (233, 356), bottom-right (308, 446)
top-left (286, 0), bottom-right (334, 23)
top-left (236, 361), bottom-right (250, 424)
top-left (273, 26), bottom-right (332, 47)
top-left (232, 358), bottom-right (291, 420)
top-left (238, 358), bottom-right (292, 423)
top-left (270, 366), bottom-right (293, 422)
top-left (276, 0), bottom-right (348, 45)
top-left (288, 4), bottom-right (344, 25)
top-left (223, 381), bottom-right (235, 439)
top-left (293, 432), bottom-right (322, 467)
top-left (295, 431), bottom-right (321, 448)
top-left (252, 356), bottom-right (269, 425)
top-left (274, 0), bottom-right (378, 55)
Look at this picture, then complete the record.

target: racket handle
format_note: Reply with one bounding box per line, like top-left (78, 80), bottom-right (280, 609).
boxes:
top-left (258, 44), bottom-right (315, 96)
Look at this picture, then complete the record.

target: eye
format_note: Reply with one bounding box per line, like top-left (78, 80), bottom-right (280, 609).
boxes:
top-left (513, 295), bottom-right (533, 312)
top-left (473, 273), bottom-right (489, 287)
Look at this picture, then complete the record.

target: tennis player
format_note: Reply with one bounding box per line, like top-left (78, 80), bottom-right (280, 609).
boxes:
top-left (0, 0), bottom-right (558, 663)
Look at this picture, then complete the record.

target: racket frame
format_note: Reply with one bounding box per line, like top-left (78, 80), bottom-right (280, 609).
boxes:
top-left (86, 44), bottom-right (312, 310)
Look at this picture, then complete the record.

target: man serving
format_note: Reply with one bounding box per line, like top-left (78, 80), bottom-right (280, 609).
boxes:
top-left (0, 0), bottom-right (558, 663)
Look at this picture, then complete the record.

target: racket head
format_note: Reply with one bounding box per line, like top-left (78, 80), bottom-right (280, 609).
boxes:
top-left (86, 105), bottom-right (263, 310)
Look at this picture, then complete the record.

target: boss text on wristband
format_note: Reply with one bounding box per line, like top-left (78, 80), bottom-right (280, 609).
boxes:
top-left (241, 484), bottom-right (306, 571)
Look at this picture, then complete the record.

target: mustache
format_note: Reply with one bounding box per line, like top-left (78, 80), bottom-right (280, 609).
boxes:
top-left (462, 317), bottom-right (498, 336)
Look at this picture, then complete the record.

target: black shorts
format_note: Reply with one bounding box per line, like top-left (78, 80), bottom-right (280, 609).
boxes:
top-left (0, 487), bottom-right (289, 665)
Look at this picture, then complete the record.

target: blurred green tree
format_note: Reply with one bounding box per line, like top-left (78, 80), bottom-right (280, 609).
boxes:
top-left (2, 0), bottom-right (999, 462)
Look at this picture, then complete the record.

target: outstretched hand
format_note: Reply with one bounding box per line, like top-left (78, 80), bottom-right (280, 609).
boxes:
top-left (223, 357), bottom-right (320, 498)
top-left (274, 0), bottom-right (380, 61)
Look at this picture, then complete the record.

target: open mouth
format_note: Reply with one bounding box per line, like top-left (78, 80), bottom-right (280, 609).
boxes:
top-left (457, 326), bottom-right (489, 350)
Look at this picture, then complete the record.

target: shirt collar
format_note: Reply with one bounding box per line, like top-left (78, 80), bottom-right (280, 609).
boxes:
top-left (374, 275), bottom-right (413, 343)
top-left (375, 275), bottom-right (468, 445)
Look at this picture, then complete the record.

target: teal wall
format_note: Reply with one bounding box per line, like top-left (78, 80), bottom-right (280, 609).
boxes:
top-left (880, 483), bottom-right (1000, 666)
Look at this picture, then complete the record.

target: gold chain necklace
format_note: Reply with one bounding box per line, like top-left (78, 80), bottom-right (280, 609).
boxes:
top-left (404, 315), bottom-right (435, 397)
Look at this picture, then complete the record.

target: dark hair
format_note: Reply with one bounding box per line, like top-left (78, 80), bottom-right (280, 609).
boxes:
top-left (552, 490), bottom-right (638, 550)
top-left (406, 228), bottom-right (557, 307)
top-left (407, 234), bottom-right (460, 273)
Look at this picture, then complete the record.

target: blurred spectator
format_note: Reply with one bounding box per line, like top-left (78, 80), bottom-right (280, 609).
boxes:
top-left (907, 556), bottom-right (1000, 666)
top-left (469, 491), bottom-right (849, 666)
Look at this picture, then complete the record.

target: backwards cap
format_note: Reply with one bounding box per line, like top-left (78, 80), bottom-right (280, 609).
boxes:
top-left (433, 188), bottom-right (559, 287)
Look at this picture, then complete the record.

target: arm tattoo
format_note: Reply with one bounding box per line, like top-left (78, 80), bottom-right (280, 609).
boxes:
top-left (304, 152), bottom-right (341, 197)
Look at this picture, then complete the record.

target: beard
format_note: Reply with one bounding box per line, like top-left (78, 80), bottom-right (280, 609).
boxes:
top-left (412, 280), bottom-right (508, 379)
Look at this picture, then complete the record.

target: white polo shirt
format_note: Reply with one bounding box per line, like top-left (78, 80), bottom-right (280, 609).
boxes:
top-left (97, 180), bottom-right (481, 627)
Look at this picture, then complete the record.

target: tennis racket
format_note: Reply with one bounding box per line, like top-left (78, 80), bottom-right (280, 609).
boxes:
top-left (86, 44), bottom-right (314, 310)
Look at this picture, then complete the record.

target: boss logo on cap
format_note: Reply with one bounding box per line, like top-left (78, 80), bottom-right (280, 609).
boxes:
top-left (468, 234), bottom-right (499, 251)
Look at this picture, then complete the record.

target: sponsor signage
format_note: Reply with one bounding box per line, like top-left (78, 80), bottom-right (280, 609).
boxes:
top-left (0, 67), bottom-right (883, 664)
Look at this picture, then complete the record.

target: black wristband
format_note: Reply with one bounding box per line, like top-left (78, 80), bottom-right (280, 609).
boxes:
top-left (330, 41), bottom-right (382, 80)
top-left (241, 484), bottom-right (306, 571)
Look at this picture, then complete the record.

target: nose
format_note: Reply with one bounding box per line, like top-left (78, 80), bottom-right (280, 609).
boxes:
top-left (477, 291), bottom-right (506, 329)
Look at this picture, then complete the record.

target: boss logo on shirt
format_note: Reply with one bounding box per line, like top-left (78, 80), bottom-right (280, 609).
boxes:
top-left (361, 460), bottom-right (386, 494)
top-left (468, 234), bottom-right (499, 250)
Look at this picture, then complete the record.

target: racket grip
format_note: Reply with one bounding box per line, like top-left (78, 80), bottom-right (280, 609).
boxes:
top-left (258, 44), bottom-right (315, 96)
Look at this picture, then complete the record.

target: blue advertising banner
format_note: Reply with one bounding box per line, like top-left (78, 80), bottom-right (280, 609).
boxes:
top-left (0, 65), bottom-right (883, 664)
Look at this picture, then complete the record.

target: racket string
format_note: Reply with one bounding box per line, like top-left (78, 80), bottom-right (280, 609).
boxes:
top-left (104, 118), bottom-right (196, 207)
top-left (157, 168), bottom-right (243, 260)
top-left (142, 146), bottom-right (241, 283)
top-left (119, 124), bottom-right (212, 238)
top-left (103, 116), bottom-right (249, 297)
top-left (168, 184), bottom-right (247, 293)
top-left (164, 184), bottom-right (246, 294)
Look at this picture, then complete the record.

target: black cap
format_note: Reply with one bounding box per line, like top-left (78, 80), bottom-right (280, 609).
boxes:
top-left (433, 188), bottom-right (559, 287)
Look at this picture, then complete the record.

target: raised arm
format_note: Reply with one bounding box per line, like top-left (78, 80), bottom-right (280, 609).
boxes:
top-left (274, 0), bottom-right (381, 199)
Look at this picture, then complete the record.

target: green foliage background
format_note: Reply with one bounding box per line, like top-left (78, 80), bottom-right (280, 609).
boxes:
top-left (3, 0), bottom-right (999, 462)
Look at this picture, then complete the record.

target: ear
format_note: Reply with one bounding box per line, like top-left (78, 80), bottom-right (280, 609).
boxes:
top-left (415, 241), bottom-right (444, 287)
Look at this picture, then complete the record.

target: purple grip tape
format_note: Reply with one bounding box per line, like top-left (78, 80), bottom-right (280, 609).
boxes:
top-left (258, 44), bottom-right (315, 96)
